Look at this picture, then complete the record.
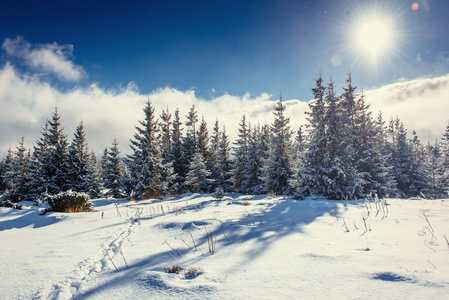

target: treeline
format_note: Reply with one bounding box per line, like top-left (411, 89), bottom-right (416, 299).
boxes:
top-left (1, 74), bottom-right (448, 201)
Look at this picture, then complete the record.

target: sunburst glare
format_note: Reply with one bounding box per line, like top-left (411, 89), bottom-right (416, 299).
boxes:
top-left (354, 14), bottom-right (396, 65)
top-left (335, 3), bottom-right (406, 76)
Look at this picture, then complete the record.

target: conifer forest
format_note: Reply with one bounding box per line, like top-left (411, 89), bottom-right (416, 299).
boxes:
top-left (1, 74), bottom-right (449, 203)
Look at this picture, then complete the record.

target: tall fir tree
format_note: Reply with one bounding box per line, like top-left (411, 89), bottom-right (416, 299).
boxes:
top-left (127, 101), bottom-right (173, 199)
top-left (241, 125), bottom-right (266, 194)
top-left (217, 126), bottom-right (233, 192)
top-left (171, 108), bottom-right (187, 192)
top-left (67, 122), bottom-right (98, 196)
top-left (5, 138), bottom-right (34, 201)
top-left (159, 108), bottom-right (172, 162)
top-left (265, 97), bottom-right (294, 194)
top-left (197, 116), bottom-right (209, 160)
top-left (298, 74), bottom-right (327, 197)
top-left (440, 122), bottom-right (449, 195)
top-left (0, 148), bottom-right (14, 196)
top-left (185, 152), bottom-right (212, 193)
top-left (422, 142), bottom-right (446, 198)
top-left (322, 79), bottom-right (360, 199)
top-left (232, 115), bottom-right (250, 192)
top-left (32, 107), bottom-right (71, 196)
top-left (183, 105), bottom-right (199, 172)
top-left (104, 137), bottom-right (127, 198)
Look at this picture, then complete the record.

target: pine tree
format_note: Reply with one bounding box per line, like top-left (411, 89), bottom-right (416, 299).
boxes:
top-left (241, 125), bottom-right (265, 194)
top-left (298, 74), bottom-right (327, 197)
top-left (197, 116), bottom-right (209, 159)
top-left (409, 130), bottom-right (428, 196)
top-left (371, 112), bottom-right (397, 197)
top-left (422, 142), bottom-right (446, 198)
top-left (208, 120), bottom-right (222, 191)
top-left (440, 122), bottom-right (449, 195)
top-left (183, 105), bottom-right (199, 173)
top-left (353, 93), bottom-right (394, 197)
top-left (6, 138), bottom-right (34, 201)
top-left (322, 79), bottom-right (359, 199)
top-left (127, 101), bottom-right (173, 199)
top-left (104, 137), bottom-right (127, 198)
top-left (100, 147), bottom-right (109, 183)
top-left (86, 151), bottom-right (103, 198)
top-left (171, 108), bottom-right (187, 192)
top-left (32, 108), bottom-right (71, 196)
top-left (265, 97), bottom-right (294, 195)
top-left (217, 126), bottom-right (232, 192)
top-left (185, 152), bottom-right (212, 193)
top-left (387, 118), bottom-right (422, 197)
top-left (67, 122), bottom-right (93, 194)
top-left (159, 108), bottom-right (172, 162)
top-left (232, 115), bottom-right (250, 192)
top-left (0, 148), bottom-right (14, 195)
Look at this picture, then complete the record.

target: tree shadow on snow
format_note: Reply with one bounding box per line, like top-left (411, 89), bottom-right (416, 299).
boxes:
top-left (73, 196), bottom-right (350, 299)
top-left (0, 209), bottom-right (62, 231)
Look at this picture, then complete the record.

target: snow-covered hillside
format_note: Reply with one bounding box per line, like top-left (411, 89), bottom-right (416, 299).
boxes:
top-left (1, 194), bottom-right (449, 299)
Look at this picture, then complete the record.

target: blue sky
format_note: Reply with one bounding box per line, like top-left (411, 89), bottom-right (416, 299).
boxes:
top-left (1, 0), bottom-right (449, 156)
top-left (1, 0), bottom-right (448, 101)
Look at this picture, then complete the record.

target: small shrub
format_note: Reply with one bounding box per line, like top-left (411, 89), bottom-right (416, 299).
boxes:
top-left (267, 190), bottom-right (276, 199)
top-left (164, 265), bottom-right (183, 274)
top-left (0, 200), bottom-right (22, 210)
top-left (212, 187), bottom-right (225, 200)
top-left (184, 266), bottom-right (204, 279)
top-left (241, 201), bottom-right (251, 206)
top-left (44, 190), bottom-right (93, 213)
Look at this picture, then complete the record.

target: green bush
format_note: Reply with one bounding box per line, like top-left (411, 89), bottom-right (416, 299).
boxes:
top-left (45, 190), bottom-right (93, 213)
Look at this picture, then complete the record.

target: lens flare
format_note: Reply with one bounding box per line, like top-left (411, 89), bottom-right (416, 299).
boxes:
top-left (411, 3), bottom-right (419, 10)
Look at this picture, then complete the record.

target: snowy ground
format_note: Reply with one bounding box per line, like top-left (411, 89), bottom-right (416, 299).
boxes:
top-left (1, 194), bottom-right (449, 299)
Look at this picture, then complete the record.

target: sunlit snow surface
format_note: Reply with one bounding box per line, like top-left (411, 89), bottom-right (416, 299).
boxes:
top-left (1, 194), bottom-right (449, 299)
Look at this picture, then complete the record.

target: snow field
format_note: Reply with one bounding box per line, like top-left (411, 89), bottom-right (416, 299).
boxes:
top-left (1, 195), bottom-right (449, 299)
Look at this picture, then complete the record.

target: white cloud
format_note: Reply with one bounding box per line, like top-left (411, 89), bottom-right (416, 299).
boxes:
top-left (2, 36), bottom-right (85, 82)
top-left (364, 74), bottom-right (449, 142)
top-left (1, 61), bottom-right (447, 158)
top-left (0, 63), bottom-right (308, 157)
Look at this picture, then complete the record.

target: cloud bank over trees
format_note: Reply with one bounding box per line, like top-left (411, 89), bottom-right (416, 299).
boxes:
top-left (0, 36), bottom-right (448, 156)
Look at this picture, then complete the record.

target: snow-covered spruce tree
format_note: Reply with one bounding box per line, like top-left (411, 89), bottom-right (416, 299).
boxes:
top-left (159, 108), bottom-right (172, 160)
top-left (232, 115), bottom-right (250, 193)
top-left (5, 138), bottom-right (34, 202)
top-left (265, 97), bottom-right (294, 195)
top-left (197, 116), bottom-right (209, 160)
top-left (217, 126), bottom-right (233, 192)
top-left (409, 130), bottom-right (429, 196)
top-left (32, 107), bottom-right (71, 196)
top-left (322, 79), bottom-right (360, 199)
top-left (185, 152), bottom-right (212, 193)
top-left (104, 137), bottom-right (127, 199)
top-left (440, 122), bottom-right (449, 194)
top-left (159, 108), bottom-right (178, 194)
top-left (371, 112), bottom-right (397, 197)
top-left (291, 126), bottom-right (306, 192)
top-left (241, 125), bottom-right (266, 194)
top-left (298, 74), bottom-right (327, 197)
top-left (0, 148), bottom-right (14, 196)
top-left (127, 101), bottom-right (174, 199)
top-left (208, 120), bottom-right (222, 191)
top-left (86, 151), bottom-right (103, 198)
top-left (67, 122), bottom-right (100, 197)
top-left (171, 108), bottom-right (188, 193)
top-left (183, 105), bottom-right (199, 169)
top-left (386, 118), bottom-right (425, 197)
top-left (422, 142), bottom-right (446, 198)
top-left (352, 93), bottom-right (393, 197)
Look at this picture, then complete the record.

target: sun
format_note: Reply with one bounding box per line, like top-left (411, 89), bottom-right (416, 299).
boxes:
top-left (351, 12), bottom-right (398, 66)
top-left (356, 17), bottom-right (393, 54)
